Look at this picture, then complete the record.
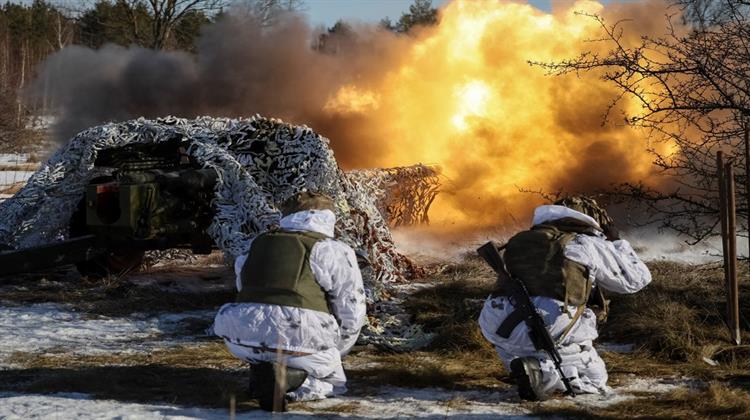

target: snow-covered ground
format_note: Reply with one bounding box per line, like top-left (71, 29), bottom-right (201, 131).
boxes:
top-left (627, 228), bottom-right (749, 264)
top-left (0, 393), bottom-right (229, 420)
top-left (25, 115), bottom-right (56, 131)
top-left (0, 302), bottom-right (213, 366)
top-left (0, 171), bottom-right (34, 187)
top-left (0, 376), bottom-right (694, 419)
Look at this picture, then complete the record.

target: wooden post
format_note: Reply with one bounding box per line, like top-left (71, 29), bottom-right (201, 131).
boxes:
top-left (726, 163), bottom-right (741, 345)
top-left (745, 117), bottom-right (750, 270)
top-left (718, 152), bottom-right (731, 300)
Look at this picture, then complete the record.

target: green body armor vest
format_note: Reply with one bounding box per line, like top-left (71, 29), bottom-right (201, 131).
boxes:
top-left (237, 230), bottom-right (331, 314)
top-left (500, 224), bottom-right (592, 306)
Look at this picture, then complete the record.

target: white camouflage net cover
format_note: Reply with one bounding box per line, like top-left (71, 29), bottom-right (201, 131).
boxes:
top-left (348, 165), bottom-right (441, 227)
top-left (0, 116), bottom-right (435, 349)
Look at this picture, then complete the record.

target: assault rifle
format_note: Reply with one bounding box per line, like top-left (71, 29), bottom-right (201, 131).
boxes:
top-left (477, 241), bottom-right (576, 397)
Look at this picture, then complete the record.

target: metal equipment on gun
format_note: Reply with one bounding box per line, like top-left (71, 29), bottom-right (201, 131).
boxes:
top-left (477, 241), bottom-right (576, 397)
top-left (0, 140), bottom-right (218, 278)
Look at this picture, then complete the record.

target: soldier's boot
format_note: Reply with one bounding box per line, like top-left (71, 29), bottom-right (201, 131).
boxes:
top-left (510, 357), bottom-right (545, 401)
top-left (251, 362), bottom-right (308, 412)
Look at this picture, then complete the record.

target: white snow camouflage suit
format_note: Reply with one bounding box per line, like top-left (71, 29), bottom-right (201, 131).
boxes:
top-left (478, 204), bottom-right (652, 395)
top-left (213, 209), bottom-right (367, 401)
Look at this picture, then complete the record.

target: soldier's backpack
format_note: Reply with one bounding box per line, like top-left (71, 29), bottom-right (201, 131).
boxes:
top-left (498, 219), bottom-right (594, 307)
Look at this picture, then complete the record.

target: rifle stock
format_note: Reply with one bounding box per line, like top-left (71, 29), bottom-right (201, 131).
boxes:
top-left (477, 241), bottom-right (511, 285)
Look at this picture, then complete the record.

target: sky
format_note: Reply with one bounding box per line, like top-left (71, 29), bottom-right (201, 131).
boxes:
top-left (302, 0), bottom-right (640, 28)
top-left (305, 0), bottom-right (544, 27)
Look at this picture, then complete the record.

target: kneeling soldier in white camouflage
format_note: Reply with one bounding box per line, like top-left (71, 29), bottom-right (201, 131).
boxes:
top-left (213, 192), bottom-right (366, 412)
top-left (478, 196), bottom-right (651, 400)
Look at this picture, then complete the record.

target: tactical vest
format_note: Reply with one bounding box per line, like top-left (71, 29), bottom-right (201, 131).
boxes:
top-left (237, 230), bottom-right (331, 314)
top-left (499, 223), bottom-right (592, 306)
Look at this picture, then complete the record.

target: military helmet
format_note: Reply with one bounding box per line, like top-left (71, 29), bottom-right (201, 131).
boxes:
top-left (554, 196), bottom-right (613, 228)
top-left (280, 191), bottom-right (336, 215)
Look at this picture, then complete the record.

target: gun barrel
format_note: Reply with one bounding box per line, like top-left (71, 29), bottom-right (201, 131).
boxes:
top-left (0, 235), bottom-right (107, 277)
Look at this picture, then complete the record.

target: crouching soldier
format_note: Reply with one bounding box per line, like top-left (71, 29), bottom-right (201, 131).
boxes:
top-left (478, 196), bottom-right (651, 400)
top-left (213, 192), bottom-right (367, 412)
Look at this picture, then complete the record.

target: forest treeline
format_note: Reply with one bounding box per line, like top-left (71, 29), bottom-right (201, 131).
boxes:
top-left (0, 0), bottom-right (437, 147)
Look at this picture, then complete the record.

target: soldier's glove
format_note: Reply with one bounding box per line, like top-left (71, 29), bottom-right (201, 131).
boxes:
top-left (602, 223), bottom-right (620, 241)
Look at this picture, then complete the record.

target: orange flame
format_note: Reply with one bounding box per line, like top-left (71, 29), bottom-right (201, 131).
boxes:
top-left (325, 0), bottom-right (671, 228)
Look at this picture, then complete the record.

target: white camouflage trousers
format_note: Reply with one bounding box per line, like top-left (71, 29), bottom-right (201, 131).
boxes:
top-left (479, 295), bottom-right (610, 394)
top-left (225, 342), bottom-right (347, 401)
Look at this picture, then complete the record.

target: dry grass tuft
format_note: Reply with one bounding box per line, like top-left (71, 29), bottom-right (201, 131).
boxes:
top-left (0, 181), bottom-right (25, 195)
top-left (601, 261), bottom-right (750, 371)
top-left (349, 351), bottom-right (506, 391)
top-left (0, 265), bottom-right (235, 317)
top-left (405, 254), bottom-right (495, 354)
top-left (6, 343), bottom-right (244, 370)
top-left (0, 163), bottom-right (39, 171)
top-left (352, 255), bottom-right (508, 391)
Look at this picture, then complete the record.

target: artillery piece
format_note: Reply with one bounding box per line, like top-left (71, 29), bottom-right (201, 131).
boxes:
top-left (0, 116), bottom-right (441, 283)
top-left (0, 140), bottom-right (218, 278)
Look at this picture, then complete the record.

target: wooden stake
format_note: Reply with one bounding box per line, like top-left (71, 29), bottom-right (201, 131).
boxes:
top-left (718, 152), bottom-right (730, 293)
top-left (745, 118), bottom-right (750, 271)
top-left (726, 163), bottom-right (741, 345)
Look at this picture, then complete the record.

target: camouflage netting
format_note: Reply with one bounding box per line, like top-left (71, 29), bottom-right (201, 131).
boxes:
top-left (0, 116), bottom-right (439, 349)
top-left (348, 165), bottom-right (441, 227)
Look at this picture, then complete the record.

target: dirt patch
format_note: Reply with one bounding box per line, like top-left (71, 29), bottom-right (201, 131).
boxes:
top-left (0, 264), bottom-right (235, 317)
top-left (348, 351), bottom-right (507, 392)
top-left (0, 163), bottom-right (38, 171)
top-left (5, 342), bottom-right (242, 370)
top-left (0, 181), bottom-right (25, 195)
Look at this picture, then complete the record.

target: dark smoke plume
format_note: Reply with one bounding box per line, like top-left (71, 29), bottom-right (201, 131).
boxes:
top-left (31, 14), bottom-right (408, 168)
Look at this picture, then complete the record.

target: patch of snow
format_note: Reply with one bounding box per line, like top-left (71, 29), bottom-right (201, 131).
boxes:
top-left (0, 393), bottom-right (230, 420)
top-left (0, 154), bottom-right (29, 164)
top-left (0, 303), bottom-right (214, 366)
top-left (25, 115), bottom-right (56, 131)
top-left (0, 171), bottom-right (34, 187)
top-left (542, 376), bottom-right (693, 410)
top-left (617, 376), bottom-right (692, 394)
top-left (304, 387), bottom-right (534, 418)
